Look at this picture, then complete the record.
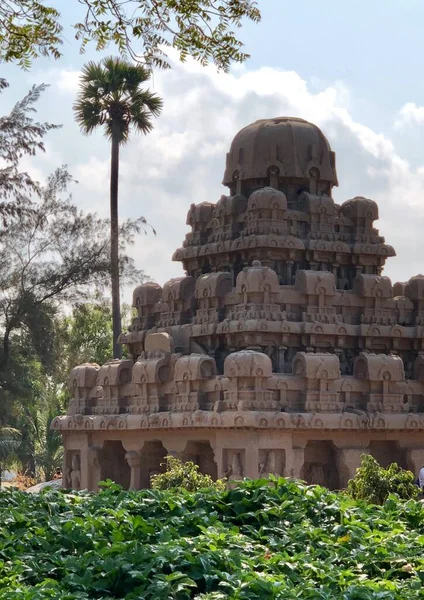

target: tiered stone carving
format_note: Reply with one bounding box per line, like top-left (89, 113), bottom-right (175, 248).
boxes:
top-left (55, 116), bottom-right (424, 491)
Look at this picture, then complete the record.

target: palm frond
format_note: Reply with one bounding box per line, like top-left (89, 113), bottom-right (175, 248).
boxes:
top-left (73, 56), bottom-right (162, 143)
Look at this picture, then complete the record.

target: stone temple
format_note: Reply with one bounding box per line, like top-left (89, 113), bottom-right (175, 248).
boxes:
top-left (53, 116), bottom-right (424, 492)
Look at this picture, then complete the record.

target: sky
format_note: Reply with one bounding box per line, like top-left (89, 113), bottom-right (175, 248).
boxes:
top-left (2, 0), bottom-right (424, 302)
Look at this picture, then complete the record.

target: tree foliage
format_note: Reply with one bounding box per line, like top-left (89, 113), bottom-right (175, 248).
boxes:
top-left (0, 81), bottom-right (148, 480)
top-left (74, 57), bottom-right (163, 144)
top-left (0, 80), bottom-right (58, 222)
top-left (0, 426), bottom-right (20, 484)
top-left (0, 166), bottom-right (144, 380)
top-left (347, 454), bottom-right (419, 505)
top-left (6, 299), bottom-right (120, 481)
top-left (58, 299), bottom-right (114, 370)
top-left (150, 455), bottom-right (226, 492)
top-left (0, 0), bottom-right (261, 71)
top-left (74, 56), bottom-right (161, 359)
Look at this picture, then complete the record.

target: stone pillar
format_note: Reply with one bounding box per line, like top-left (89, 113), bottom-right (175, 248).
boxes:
top-left (285, 446), bottom-right (305, 479)
top-left (122, 440), bottom-right (147, 488)
top-left (213, 446), bottom-right (224, 479)
top-left (405, 448), bottom-right (424, 476)
top-left (87, 445), bottom-right (102, 491)
top-left (332, 263), bottom-right (339, 278)
top-left (62, 448), bottom-right (71, 489)
top-left (269, 167), bottom-right (279, 189)
top-left (286, 262), bottom-right (293, 285)
top-left (79, 447), bottom-right (90, 490)
top-left (278, 346), bottom-right (287, 373)
top-left (162, 438), bottom-right (188, 458)
top-left (336, 447), bottom-right (368, 488)
top-left (244, 446), bottom-right (259, 479)
top-left (125, 451), bottom-right (142, 490)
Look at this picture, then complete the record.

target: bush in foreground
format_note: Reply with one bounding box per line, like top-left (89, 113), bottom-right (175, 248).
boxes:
top-left (150, 455), bottom-right (226, 492)
top-left (347, 454), bottom-right (419, 504)
top-left (0, 479), bottom-right (424, 598)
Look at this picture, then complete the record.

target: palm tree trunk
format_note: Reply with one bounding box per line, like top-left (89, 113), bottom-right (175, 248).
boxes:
top-left (110, 124), bottom-right (122, 359)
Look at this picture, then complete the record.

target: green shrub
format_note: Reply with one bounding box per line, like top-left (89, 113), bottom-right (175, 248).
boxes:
top-left (347, 454), bottom-right (419, 504)
top-left (1, 479), bottom-right (424, 598)
top-left (150, 455), bottom-right (226, 492)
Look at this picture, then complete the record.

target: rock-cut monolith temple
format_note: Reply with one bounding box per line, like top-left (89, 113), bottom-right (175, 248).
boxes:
top-left (53, 116), bottom-right (424, 491)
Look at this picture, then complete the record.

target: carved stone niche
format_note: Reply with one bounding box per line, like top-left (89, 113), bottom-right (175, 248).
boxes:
top-left (235, 261), bottom-right (280, 307)
top-left (63, 450), bottom-right (81, 490)
top-left (68, 363), bottom-right (100, 415)
top-left (340, 196), bottom-right (379, 230)
top-left (223, 449), bottom-right (245, 482)
top-left (394, 295), bottom-right (413, 326)
top-left (157, 276), bottom-right (196, 327)
top-left (130, 332), bottom-right (178, 413)
top-left (186, 202), bottom-right (215, 232)
top-left (223, 350), bottom-right (277, 411)
top-left (354, 352), bottom-right (406, 413)
top-left (194, 272), bottom-right (233, 324)
top-left (172, 354), bottom-right (217, 411)
top-left (96, 359), bottom-right (133, 414)
top-left (405, 274), bottom-right (424, 323)
top-left (295, 270), bottom-right (336, 315)
top-left (245, 187), bottom-right (288, 236)
top-left (258, 449), bottom-right (285, 478)
top-left (132, 281), bottom-right (162, 328)
top-left (292, 352), bottom-right (342, 412)
top-left (95, 359), bottom-right (133, 414)
top-left (298, 192), bottom-right (336, 232)
top-left (353, 274), bottom-right (393, 313)
top-left (414, 353), bottom-right (424, 381)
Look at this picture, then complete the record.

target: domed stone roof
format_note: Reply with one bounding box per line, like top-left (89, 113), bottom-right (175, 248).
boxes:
top-left (223, 117), bottom-right (338, 188)
top-left (247, 187), bottom-right (287, 212)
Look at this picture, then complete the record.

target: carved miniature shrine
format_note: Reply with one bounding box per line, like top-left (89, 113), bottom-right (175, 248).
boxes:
top-left (53, 117), bottom-right (424, 491)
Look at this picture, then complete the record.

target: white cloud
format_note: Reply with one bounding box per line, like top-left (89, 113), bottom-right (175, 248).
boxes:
top-left (395, 102), bottom-right (424, 128)
top-left (56, 70), bottom-right (81, 95)
top-left (34, 55), bottom-right (424, 298)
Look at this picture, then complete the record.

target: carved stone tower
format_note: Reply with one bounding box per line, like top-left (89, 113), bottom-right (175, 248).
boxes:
top-left (54, 117), bottom-right (424, 492)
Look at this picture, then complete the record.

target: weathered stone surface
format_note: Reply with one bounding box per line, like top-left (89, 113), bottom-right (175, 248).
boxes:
top-left (56, 117), bottom-right (424, 492)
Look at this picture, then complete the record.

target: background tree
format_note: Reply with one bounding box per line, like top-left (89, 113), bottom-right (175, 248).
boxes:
top-left (5, 299), bottom-right (123, 480)
top-left (0, 79), bottom-right (58, 223)
top-left (0, 427), bottom-right (20, 486)
top-left (74, 57), bottom-right (162, 359)
top-left (0, 165), bottom-right (145, 377)
top-left (0, 1), bottom-right (261, 71)
top-left (0, 81), bottom-right (150, 479)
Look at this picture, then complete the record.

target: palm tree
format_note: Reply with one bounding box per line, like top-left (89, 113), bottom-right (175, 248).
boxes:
top-left (74, 57), bottom-right (163, 359)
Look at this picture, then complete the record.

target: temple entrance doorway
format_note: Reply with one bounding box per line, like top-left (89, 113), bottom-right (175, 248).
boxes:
top-left (181, 441), bottom-right (217, 480)
top-left (138, 441), bottom-right (168, 488)
top-left (369, 441), bottom-right (409, 470)
top-left (301, 441), bottom-right (339, 490)
top-left (99, 441), bottom-right (131, 488)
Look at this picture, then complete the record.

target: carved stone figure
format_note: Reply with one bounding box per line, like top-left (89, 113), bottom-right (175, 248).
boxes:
top-left (70, 454), bottom-right (81, 491)
top-left (260, 450), bottom-right (278, 477)
top-left (227, 452), bottom-right (243, 480)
